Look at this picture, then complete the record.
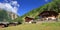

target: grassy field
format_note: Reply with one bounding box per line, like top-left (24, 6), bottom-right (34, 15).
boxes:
top-left (0, 22), bottom-right (60, 30)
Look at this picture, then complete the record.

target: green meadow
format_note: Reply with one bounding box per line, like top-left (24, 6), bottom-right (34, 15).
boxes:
top-left (0, 22), bottom-right (60, 30)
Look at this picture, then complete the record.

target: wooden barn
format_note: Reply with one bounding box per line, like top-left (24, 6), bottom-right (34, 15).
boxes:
top-left (38, 11), bottom-right (58, 21)
top-left (0, 23), bottom-right (5, 28)
top-left (8, 22), bottom-right (22, 26)
top-left (0, 22), bottom-right (21, 28)
top-left (25, 17), bottom-right (34, 23)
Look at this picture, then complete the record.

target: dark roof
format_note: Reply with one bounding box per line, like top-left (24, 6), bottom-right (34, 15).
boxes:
top-left (25, 17), bottom-right (34, 22)
top-left (38, 11), bottom-right (58, 17)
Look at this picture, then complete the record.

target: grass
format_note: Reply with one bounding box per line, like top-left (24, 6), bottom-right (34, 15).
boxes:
top-left (0, 22), bottom-right (60, 30)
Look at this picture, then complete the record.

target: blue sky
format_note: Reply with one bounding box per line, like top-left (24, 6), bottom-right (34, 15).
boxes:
top-left (0, 0), bottom-right (52, 16)
top-left (18, 0), bottom-right (52, 16)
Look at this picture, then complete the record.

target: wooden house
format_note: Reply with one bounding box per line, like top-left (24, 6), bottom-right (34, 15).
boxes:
top-left (8, 22), bottom-right (21, 26)
top-left (25, 17), bottom-right (34, 23)
top-left (38, 11), bottom-right (58, 21)
top-left (0, 23), bottom-right (5, 28)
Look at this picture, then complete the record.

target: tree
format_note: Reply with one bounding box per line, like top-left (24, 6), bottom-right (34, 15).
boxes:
top-left (52, 0), bottom-right (60, 13)
top-left (0, 10), bottom-right (8, 21)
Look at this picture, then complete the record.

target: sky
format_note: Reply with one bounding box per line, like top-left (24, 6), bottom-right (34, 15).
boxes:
top-left (0, 0), bottom-right (52, 16)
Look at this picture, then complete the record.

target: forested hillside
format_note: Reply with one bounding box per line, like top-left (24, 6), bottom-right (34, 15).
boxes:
top-left (0, 10), bottom-right (9, 22)
top-left (18, 0), bottom-right (60, 22)
top-left (0, 9), bottom-right (18, 22)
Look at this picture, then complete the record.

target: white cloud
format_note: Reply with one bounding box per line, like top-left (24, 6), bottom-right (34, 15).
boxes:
top-left (10, 1), bottom-right (19, 7)
top-left (11, 1), bottom-right (18, 5)
top-left (0, 0), bottom-right (20, 15)
top-left (0, 3), bottom-right (5, 9)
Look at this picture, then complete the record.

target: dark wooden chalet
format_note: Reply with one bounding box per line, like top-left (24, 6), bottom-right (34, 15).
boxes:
top-left (25, 17), bottom-right (34, 23)
top-left (0, 22), bottom-right (21, 28)
top-left (38, 11), bottom-right (58, 21)
top-left (0, 23), bottom-right (5, 28)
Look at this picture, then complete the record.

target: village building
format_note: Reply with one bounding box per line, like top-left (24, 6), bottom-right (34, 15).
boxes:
top-left (38, 11), bottom-right (58, 21)
top-left (25, 17), bottom-right (34, 23)
top-left (0, 23), bottom-right (5, 28)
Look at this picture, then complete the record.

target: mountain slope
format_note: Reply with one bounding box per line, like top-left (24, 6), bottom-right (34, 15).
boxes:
top-left (18, 0), bottom-right (60, 22)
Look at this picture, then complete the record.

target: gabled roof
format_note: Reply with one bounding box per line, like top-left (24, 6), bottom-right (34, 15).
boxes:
top-left (38, 11), bottom-right (58, 17)
top-left (25, 17), bottom-right (34, 22)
